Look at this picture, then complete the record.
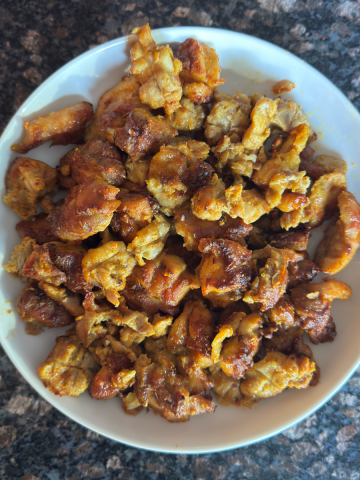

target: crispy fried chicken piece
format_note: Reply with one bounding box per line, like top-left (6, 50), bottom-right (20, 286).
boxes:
top-left (267, 229), bottom-right (309, 252)
top-left (4, 157), bottom-right (57, 220)
top-left (39, 282), bottom-right (84, 317)
top-left (82, 241), bottom-right (137, 305)
top-left (114, 108), bottom-right (177, 161)
top-left (212, 135), bottom-right (258, 181)
top-left (127, 213), bottom-right (170, 266)
top-left (17, 283), bottom-right (75, 332)
top-left (240, 351), bottom-right (315, 405)
top-left (37, 335), bottom-right (99, 396)
top-left (272, 79), bottom-right (296, 94)
top-left (291, 278), bottom-right (352, 344)
top-left (176, 352), bottom-right (214, 395)
top-left (287, 258), bottom-right (319, 289)
top-left (58, 137), bottom-right (125, 188)
top-left (11, 102), bottom-right (93, 154)
top-left (146, 139), bottom-right (213, 215)
top-left (208, 364), bottom-right (242, 405)
top-left (173, 38), bottom-right (225, 104)
top-left (22, 243), bottom-right (67, 286)
top-left (205, 92), bottom-right (252, 145)
top-left (48, 180), bottom-right (120, 241)
top-left (263, 324), bottom-right (303, 352)
top-left (315, 191), bottom-right (360, 274)
top-left (110, 190), bottom-right (159, 243)
top-left (174, 204), bottom-right (252, 252)
top-left (191, 175), bottom-right (227, 221)
top-left (130, 24), bottom-right (182, 114)
top-left (50, 243), bottom-right (89, 294)
top-left (16, 213), bottom-right (60, 245)
top-left (151, 313), bottom-right (173, 338)
top-left (125, 157), bottom-right (151, 186)
top-left (4, 237), bottom-right (36, 282)
top-left (123, 251), bottom-right (200, 316)
top-left (197, 238), bottom-right (252, 307)
top-left (225, 184), bottom-right (272, 224)
top-left (290, 335), bottom-right (320, 386)
top-left (168, 97), bottom-right (207, 131)
top-left (85, 75), bottom-right (144, 142)
top-left (266, 295), bottom-right (296, 326)
top-left (300, 151), bottom-right (348, 181)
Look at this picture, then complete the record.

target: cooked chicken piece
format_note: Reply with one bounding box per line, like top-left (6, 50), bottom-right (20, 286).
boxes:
top-left (164, 235), bottom-right (202, 272)
top-left (315, 191), bottom-right (360, 274)
top-left (49, 242), bottom-right (89, 294)
top-left (290, 335), bottom-right (320, 386)
top-left (191, 175), bottom-right (226, 221)
top-left (265, 171), bottom-right (310, 210)
top-left (4, 157), bottom-right (57, 221)
top-left (151, 313), bottom-right (173, 338)
top-left (127, 213), bottom-right (170, 266)
top-left (187, 300), bottom-right (214, 358)
top-left (11, 102), bottom-right (93, 154)
top-left (4, 237), bottom-right (36, 282)
top-left (225, 185), bottom-right (272, 224)
top-left (247, 226), bottom-right (268, 249)
top-left (38, 335), bottom-right (99, 396)
top-left (110, 192), bottom-right (158, 244)
top-left (167, 300), bottom-right (194, 355)
top-left (272, 79), bottom-right (295, 95)
top-left (17, 283), bottom-right (75, 332)
top-left (134, 353), bottom-right (215, 422)
top-left (48, 180), bottom-right (120, 241)
top-left (263, 324), bottom-right (303, 352)
top-left (301, 152), bottom-right (347, 182)
top-left (146, 139), bottom-right (213, 215)
top-left (117, 307), bottom-right (155, 347)
top-left (122, 391), bottom-right (143, 415)
top-left (291, 278), bottom-right (352, 344)
top-left (212, 135), bottom-right (257, 180)
top-left (267, 229), bottom-right (309, 252)
top-left (58, 137), bottom-right (125, 188)
top-left (174, 204), bottom-right (252, 252)
top-left (243, 247), bottom-right (289, 311)
top-left (176, 352), bottom-right (214, 395)
top-left (314, 155), bottom-right (348, 176)
top-left (16, 213), bottom-right (60, 245)
top-left (205, 93), bottom-right (252, 145)
top-left (197, 238), bottom-right (252, 307)
top-left (123, 251), bottom-right (200, 316)
top-left (266, 295), bottom-right (296, 325)
top-left (130, 24), bottom-right (182, 114)
top-left (39, 282), bottom-right (84, 316)
top-left (287, 258), bottom-right (319, 289)
top-left (22, 243), bottom-right (67, 286)
top-left (168, 97), bottom-right (207, 131)
top-left (240, 351), bottom-right (315, 404)
top-left (82, 241), bottom-right (137, 305)
top-left (208, 364), bottom-right (242, 405)
top-left (173, 38), bottom-right (225, 104)
top-left (125, 157), bottom-right (151, 186)
top-left (85, 75), bottom-right (144, 142)
top-left (114, 108), bottom-right (177, 161)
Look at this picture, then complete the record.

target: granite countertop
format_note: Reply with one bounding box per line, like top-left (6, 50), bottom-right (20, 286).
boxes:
top-left (1, 1), bottom-right (360, 479)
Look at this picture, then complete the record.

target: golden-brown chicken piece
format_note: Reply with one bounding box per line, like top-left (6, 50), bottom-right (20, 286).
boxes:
top-left (313, 155), bottom-right (348, 176)
top-left (39, 282), bottom-right (84, 317)
top-left (82, 241), bottom-right (137, 306)
top-left (191, 175), bottom-right (227, 221)
top-left (205, 93), bottom-right (252, 145)
top-left (287, 258), bottom-right (320, 290)
top-left (130, 24), bottom-right (182, 114)
top-left (266, 295), bottom-right (296, 326)
top-left (212, 136), bottom-right (257, 180)
top-left (315, 191), bottom-right (360, 274)
top-left (11, 102), bottom-right (93, 154)
top-left (173, 38), bottom-right (225, 104)
top-left (240, 351), bottom-right (315, 405)
top-left (4, 157), bottom-right (57, 221)
top-left (58, 137), bottom-right (125, 188)
top-left (38, 335), bottom-right (99, 396)
top-left (197, 238), bottom-right (252, 307)
top-left (125, 157), bottom-right (151, 186)
top-left (22, 243), bottom-right (67, 286)
top-left (17, 283), bottom-right (75, 333)
top-left (263, 324), bottom-right (303, 353)
top-left (272, 79), bottom-right (296, 95)
top-left (48, 180), bottom-right (120, 241)
top-left (127, 213), bottom-right (170, 266)
top-left (208, 364), bottom-right (242, 405)
top-left (168, 97), bottom-right (207, 132)
top-left (4, 237), bottom-right (36, 282)
top-left (225, 184), bottom-right (272, 224)
top-left (176, 353), bottom-right (214, 395)
top-left (122, 391), bottom-right (143, 415)
top-left (174, 204), bottom-right (252, 252)
top-left (243, 247), bottom-right (289, 311)
top-left (114, 108), bottom-right (177, 161)
top-left (16, 213), bottom-right (60, 245)
top-left (85, 75), bottom-right (144, 142)
top-left (267, 229), bottom-right (309, 252)
top-left (110, 191), bottom-right (159, 243)
top-left (146, 139), bottom-right (213, 215)
top-left (123, 251), bottom-right (200, 316)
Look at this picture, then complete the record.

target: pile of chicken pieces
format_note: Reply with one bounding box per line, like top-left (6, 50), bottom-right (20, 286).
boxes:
top-left (4, 24), bottom-right (360, 423)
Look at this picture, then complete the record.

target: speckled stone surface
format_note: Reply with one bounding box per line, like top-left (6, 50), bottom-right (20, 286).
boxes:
top-left (1, 1), bottom-right (360, 479)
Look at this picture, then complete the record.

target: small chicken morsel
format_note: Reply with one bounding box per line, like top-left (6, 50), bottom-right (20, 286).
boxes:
top-left (173, 38), bottom-right (225, 104)
top-left (110, 191), bottom-right (159, 243)
top-left (272, 79), bottom-right (296, 95)
top-left (4, 237), bottom-right (36, 282)
top-left (263, 324), bottom-right (304, 353)
top-left (225, 184), bottom-right (272, 224)
top-left (240, 351), bottom-right (316, 405)
top-left (291, 278), bottom-right (352, 344)
top-left (197, 238), bottom-right (252, 308)
top-left (17, 283), bottom-right (75, 334)
top-left (300, 151), bottom-right (348, 181)
top-left (22, 243), bottom-right (67, 286)
top-left (4, 157), bottom-right (57, 221)
top-left (205, 92), bottom-right (252, 145)
top-left (48, 180), bottom-right (120, 241)
top-left (125, 157), bottom-right (151, 186)
top-left (208, 364), bottom-right (242, 405)
top-left (38, 282), bottom-right (84, 317)
top-left (123, 251), bottom-right (200, 316)
top-left (174, 204), bottom-right (252, 252)
top-left (266, 295), bottom-right (296, 326)
top-left (168, 97), bottom-right (207, 132)
top-left (176, 352), bottom-right (214, 396)
top-left (130, 24), bottom-right (182, 114)
top-left (287, 258), bottom-right (320, 289)
top-left (11, 101), bottom-right (93, 154)
top-left (191, 175), bottom-right (227, 221)
top-left (114, 108), bottom-right (177, 161)
top-left (38, 335), bottom-right (99, 396)
top-left (212, 135), bottom-right (258, 181)
top-left (58, 137), bottom-right (125, 188)
top-left (315, 191), bottom-right (360, 274)
top-left (85, 75), bottom-right (144, 142)
top-left (267, 229), bottom-right (309, 252)
top-left (16, 213), bottom-right (60, 245)
top-left (146, 139), bottom-right (214, 215)
top-left (82, 241), bottom-right (137, 306)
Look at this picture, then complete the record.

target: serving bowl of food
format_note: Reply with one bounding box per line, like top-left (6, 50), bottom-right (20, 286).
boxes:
top-left (1, 25), bottom-right (360, 454)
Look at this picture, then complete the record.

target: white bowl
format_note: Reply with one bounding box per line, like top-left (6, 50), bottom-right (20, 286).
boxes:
top-left (1, 27), bottom-right (360, 454)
